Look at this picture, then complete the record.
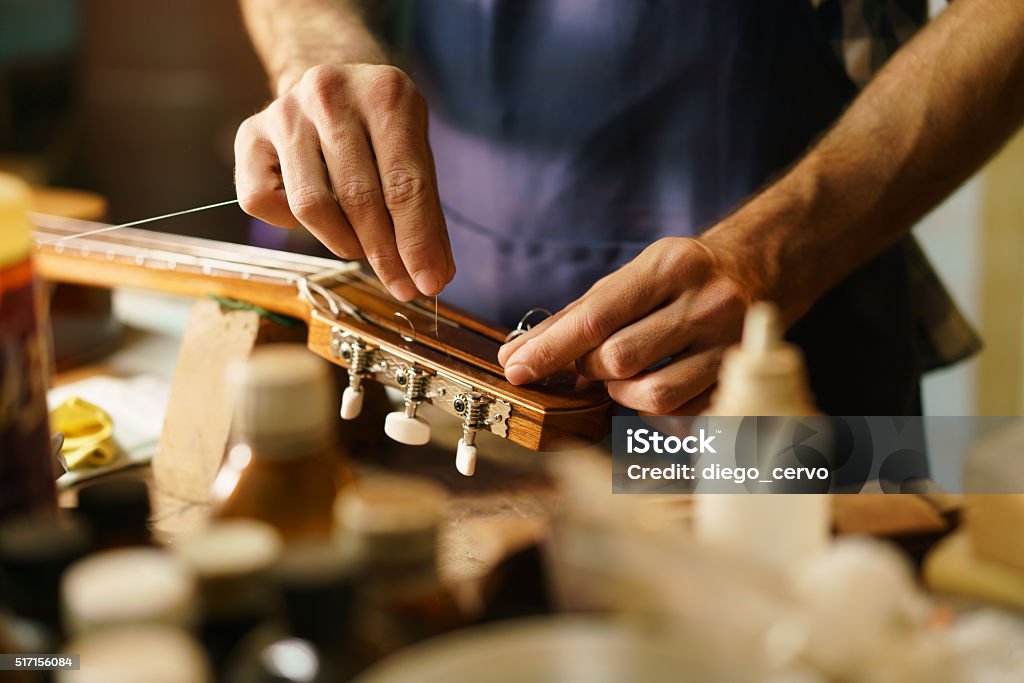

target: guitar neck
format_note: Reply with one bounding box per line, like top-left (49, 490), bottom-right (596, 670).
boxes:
top-left (31, 213), bottom-right (613, 451)
top-left (32, 214), bottom-right (334, 320)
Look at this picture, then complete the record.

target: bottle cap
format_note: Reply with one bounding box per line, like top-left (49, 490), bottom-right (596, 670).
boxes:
top-left (172, 519), bottom-right (282, 618)
top-left (173, 519), bottom-right (281, 578)
top-left (58, 625), bottom-right (212, 683)
top-left (76, 479), bottom-right (151, 545)
top-left (709, 302), bottom-right (816, 416)
top-left (0, 172), bottom-right (33, 268)
top-left (62, 548), bottom-right (196, 635)
top-left (228, 344), bottom-right (337, 458)
top-left (334, 475), bottom-right (447, 563)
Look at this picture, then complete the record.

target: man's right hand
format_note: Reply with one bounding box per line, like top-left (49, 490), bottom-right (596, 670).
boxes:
top-left (234, 63), bottom-right (454, 301)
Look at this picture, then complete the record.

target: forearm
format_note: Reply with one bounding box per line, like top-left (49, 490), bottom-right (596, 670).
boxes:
top-left (705, 0), bottom-right (1024, 324)
top-left (239, 0), bottom-right (388, 95)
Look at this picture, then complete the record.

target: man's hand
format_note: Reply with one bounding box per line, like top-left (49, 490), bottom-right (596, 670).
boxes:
top-left (499, 0), bottom-right (1024, 414)
top-left (234, 63), bottom-right (454, 301)
top-left (497, 237), bottom-right (763, 415)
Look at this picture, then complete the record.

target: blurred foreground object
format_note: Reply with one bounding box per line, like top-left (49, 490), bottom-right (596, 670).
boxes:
top-left (0, 515), bottom-right (91, 649)
top-left (75, 479), bottom-right (153, 551)
top-left (61, 547), bottom-right (195, 635)
top-left (695, 302), bottom-right (830, 568)
top-left (963, 420), bottom-right (1024, 571)
top-left (213, 344), bottom-right (352, 542)
top-left (226, 542), bottom-right (364, 683)
top-left (335, 475), bottom-right (464, 660)
top-left (925, 419), bottom-right (1024, 607)
top-left (352, 616), bottom-right (757, 683)
top-left (0, 172), bottom-right (57, 520)
top-left (173, 519), bottom-right (282, 679)
top-left (58, 625), bottom-right (212, 683)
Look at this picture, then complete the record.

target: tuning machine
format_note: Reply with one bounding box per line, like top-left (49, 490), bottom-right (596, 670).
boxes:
top-left (453, 391), bottom-right (502, 477)
top-left (326, 327), bottom-right (512, 476)
top-left (384, 366), bottom-right (432, 446)
top-left (330, 330), bottom-right (374, 420)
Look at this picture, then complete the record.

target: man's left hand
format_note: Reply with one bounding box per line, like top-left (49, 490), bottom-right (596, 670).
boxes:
top-left (497, 237), bottom-right (765, 415)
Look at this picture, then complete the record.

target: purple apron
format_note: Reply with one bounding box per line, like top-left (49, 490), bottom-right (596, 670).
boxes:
top-left (409, 0), bottom-right (934, 415)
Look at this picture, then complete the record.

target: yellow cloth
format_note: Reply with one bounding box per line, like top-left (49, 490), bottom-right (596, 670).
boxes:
top-left (49, 396), bottom-right (118, 469)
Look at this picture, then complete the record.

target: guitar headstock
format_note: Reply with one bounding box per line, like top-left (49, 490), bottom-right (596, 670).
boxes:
top-left (301, 270), bottom-right (613, 474)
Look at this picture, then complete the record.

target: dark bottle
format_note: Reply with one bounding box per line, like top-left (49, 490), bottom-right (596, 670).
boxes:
top-left (0, 616), bottom-right (32, 683)
top-left (213, 345), bottom-right (353, 543)
top-left (75, 479), bottom-right (153, 550)
top-left (173, 519), bottom-right (282, 679)
top-left (0, 173), bottom-right (57, 522)
top-left (478, 542), bottom-right (554, 622)
top-left (335, 476), bottom-right (464, 659)
top-left (226, 543), bottom-right (365, 683)
top-left (0, 515), bottom-right (91, 649)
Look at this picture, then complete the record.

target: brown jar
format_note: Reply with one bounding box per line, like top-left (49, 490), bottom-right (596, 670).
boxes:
top-left (0, 174), bottom-right (57, 522)
top-left (213, 344), bottom-right (352, 542)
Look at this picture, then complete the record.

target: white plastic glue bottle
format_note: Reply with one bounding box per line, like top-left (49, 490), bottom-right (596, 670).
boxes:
top-left (694, 302), bottom-right (831, 568)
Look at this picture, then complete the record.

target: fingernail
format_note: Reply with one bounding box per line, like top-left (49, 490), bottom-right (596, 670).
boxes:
top-left (414, 270), bottom-right (440, 296)
top-left (390, 280), bottom-right (417, 302)
top-left (505, 364), bottom-right (535, 385)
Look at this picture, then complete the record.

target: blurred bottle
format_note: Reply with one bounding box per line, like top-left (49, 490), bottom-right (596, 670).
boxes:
top-left (58, 625), bottom-right (212, 683)
top-left (0, 173), bottom-right (57, 522)
top-left (335, 476), bottom-right (464, 658)
top-left (172, 519), bottom-right (282, 679)
top-left (0, 617), bottom-right (32, 683)
top-left (213, 344), bottom-right (352, 542)
top-left (74, 479), bottom-right (153, 551)
top-left (478, 543), bottom-right (553, 622)
top-left (695, 302), bottom-right (831, 567)
top-left (0, 515), bottom-right (91, 651)
top-left (61, 547), bottom-right (196, 636)
top-left (226, 543), bottom-right (365, 683)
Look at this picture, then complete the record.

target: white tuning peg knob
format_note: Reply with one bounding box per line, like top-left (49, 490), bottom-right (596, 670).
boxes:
top-left (384, 412), bottom-right (432, 445)
top-left (340, 386), bottom-right (364, 420)
top-left (456, 438), bottom-right (477, 476)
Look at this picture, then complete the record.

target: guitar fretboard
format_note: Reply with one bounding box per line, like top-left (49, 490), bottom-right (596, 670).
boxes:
top-left (30, 212), bottom-right (508, 375)
top-left (32, 213), bottom-right (348, 285)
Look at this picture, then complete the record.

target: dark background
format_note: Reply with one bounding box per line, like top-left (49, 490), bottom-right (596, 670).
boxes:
top-left (0, 0), bottom-right (270, 241)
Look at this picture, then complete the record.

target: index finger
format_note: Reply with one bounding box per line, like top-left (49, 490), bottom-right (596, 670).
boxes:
top-left (496, 269), bottom-right (620, 366)
top-left (502, 272), bottom-right (661, 384)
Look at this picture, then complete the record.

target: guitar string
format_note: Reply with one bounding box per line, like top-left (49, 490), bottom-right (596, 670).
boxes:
top-left (37, 199), bottom-right (241, 245)
top-left (36, 198), bottom-right (458, 358)
top-left (33, 215), bottom-right (338, 278)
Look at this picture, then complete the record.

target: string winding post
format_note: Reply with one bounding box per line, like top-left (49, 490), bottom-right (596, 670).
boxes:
top-left (505, 307), bottom-right (553, 343)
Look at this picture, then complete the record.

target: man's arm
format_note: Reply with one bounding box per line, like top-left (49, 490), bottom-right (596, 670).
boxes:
top-left (235, 0), bottom-right (453, 302)
top-left (499, 0), bottom-right (1024, 413)
top-left (239, 0), bottom-right (387, 94)
top-left (710, 0), bottom-right (1024, 325)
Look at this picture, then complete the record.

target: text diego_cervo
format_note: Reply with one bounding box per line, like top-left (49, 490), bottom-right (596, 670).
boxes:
top-left (625, 463), bottom-right (831, 484)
